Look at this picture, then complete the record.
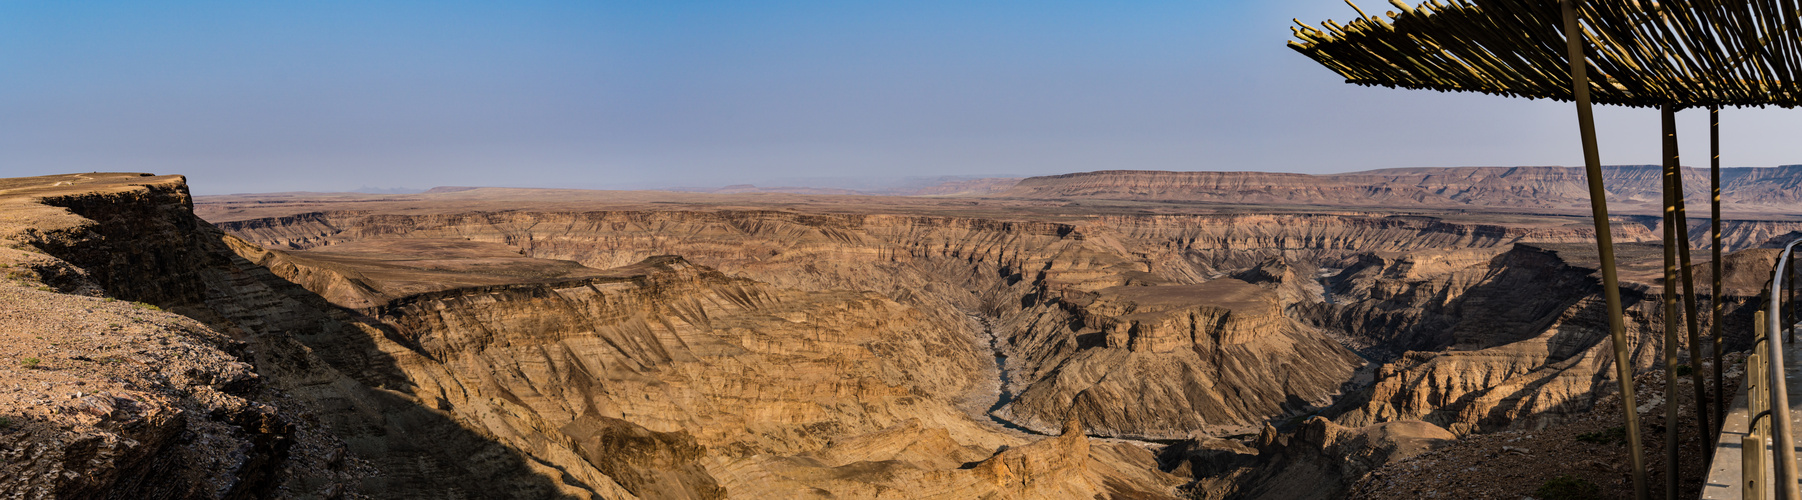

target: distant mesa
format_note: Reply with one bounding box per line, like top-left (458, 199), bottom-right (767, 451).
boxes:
top-left (996, 166), bottom-right (1802, 215)
top-left (663, 176), bottom-right (1024, 197)
top-left (619, 165), bottom-right (1802, 215)
top-left (346, 186), bottom-right (426, 194)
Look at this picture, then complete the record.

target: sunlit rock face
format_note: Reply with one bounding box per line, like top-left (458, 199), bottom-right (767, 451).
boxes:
top-left (218, 207), bottom-right (1573, 442)
top-left (995, 279), bottom-right (1362, 439)
top-left (1318, 242), bottom-right (1768, 436)
top-left (204, 188), bottom-right (1780, 494)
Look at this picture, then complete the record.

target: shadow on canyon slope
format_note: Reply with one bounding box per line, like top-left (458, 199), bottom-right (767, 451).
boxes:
top-left (35, 188), bottom-right (591, 499)
top-left (232, 255), bottom-right (590, 498)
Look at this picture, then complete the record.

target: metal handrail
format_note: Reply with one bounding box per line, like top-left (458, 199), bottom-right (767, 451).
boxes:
top-left (1763, 238), bottom-right (1802, 499)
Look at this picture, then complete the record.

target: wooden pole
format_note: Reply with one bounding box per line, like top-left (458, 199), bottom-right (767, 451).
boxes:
top-left (1661, 103), bottom-right (1682, 500)
top-left (1564, 2), bottom-right (1649, 498)
top-left (1666, 109), bottom-right (1712, 450)
top-left (1711, 105), bottom-right (1724, 426)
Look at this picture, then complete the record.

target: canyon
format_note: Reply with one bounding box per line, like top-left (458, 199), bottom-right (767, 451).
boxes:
top-left (1, 168), bottom-right (1792, 498)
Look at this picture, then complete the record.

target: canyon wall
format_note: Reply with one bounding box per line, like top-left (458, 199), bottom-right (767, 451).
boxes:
top-left (2, 174), bottom-right (1200, 499)
top-left (4, 171), bottom-right (1790, 499)
top-left (209, 193), bottom-right (1783, 499)
top-left (1316, 242), bottom-right (1766, 436)
top-left (217, 208), bottom-right (1632, 441)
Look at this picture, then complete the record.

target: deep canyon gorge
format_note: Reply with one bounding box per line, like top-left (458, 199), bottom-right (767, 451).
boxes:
top-left (4, 169), bottom-right (1800, 498)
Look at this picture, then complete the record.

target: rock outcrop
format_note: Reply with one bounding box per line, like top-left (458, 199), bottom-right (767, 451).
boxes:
top-left (1318, 243), bottom-right (1769, 436)
top-left (0, 264), bottom-right (304, 499)
top-left (996, 279), bottom-right (1363, 438)
top-left (1184, 418), bottom-right (1455, 500)
top-left (1, 174), bottom-right (628, 498)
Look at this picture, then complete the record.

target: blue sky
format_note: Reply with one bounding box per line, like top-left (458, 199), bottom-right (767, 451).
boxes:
top-left (4, 1), bottom-right (1800, 194)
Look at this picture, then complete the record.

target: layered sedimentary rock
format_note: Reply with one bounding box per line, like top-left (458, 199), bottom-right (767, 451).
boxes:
top-left (196, 183), bottom-right (1802, 499)
top-left (14, 170), bottom-right (1799, 499)
top-left (345, 254), bottom-right (1006, 493)
top-left (999, 166), bottom-right (1802, 220)
top-left (1318, 243), bottom-right (1767, 436)
top-left (240, 233), bottom-right (1198, 498)
top-left (995, 280), bottom-right (1362, 438)
top-left (1704, 220), bottom-right (1802, 252)
top-left (213, 208), bottom-right (1606, 441)
top-left (0, 173), bottom-right (1209, 499)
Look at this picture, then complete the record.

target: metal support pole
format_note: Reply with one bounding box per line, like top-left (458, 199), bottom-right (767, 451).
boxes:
top-left (1668, 108), bottom-right (1712, 449)
top-left (1564, 2), bottom-right (1648, 498)
top-left (1712, 105), bottom-right (1724, 426)
top-left (1661, 104), bottom-right (1682, 500)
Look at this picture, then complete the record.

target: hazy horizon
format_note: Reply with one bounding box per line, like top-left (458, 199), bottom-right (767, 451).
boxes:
top-left (8, 1), bottom-right (1802, 195)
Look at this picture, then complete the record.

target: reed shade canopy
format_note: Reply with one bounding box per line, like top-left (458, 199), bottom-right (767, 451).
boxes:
top-left (1288, 0), bottom-right (1802, 109)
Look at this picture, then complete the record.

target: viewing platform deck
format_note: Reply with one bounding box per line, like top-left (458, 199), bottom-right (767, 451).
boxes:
top-left (1705, 334), bottom-right (1802, 500)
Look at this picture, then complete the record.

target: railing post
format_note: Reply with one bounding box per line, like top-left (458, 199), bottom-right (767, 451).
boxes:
top-left (1756, 309), bottom-right (1767, 424)
top-left (1751, 430), bottom-right (1769, 500)
top-left (1751, 311), bottom-right (1768, 499)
